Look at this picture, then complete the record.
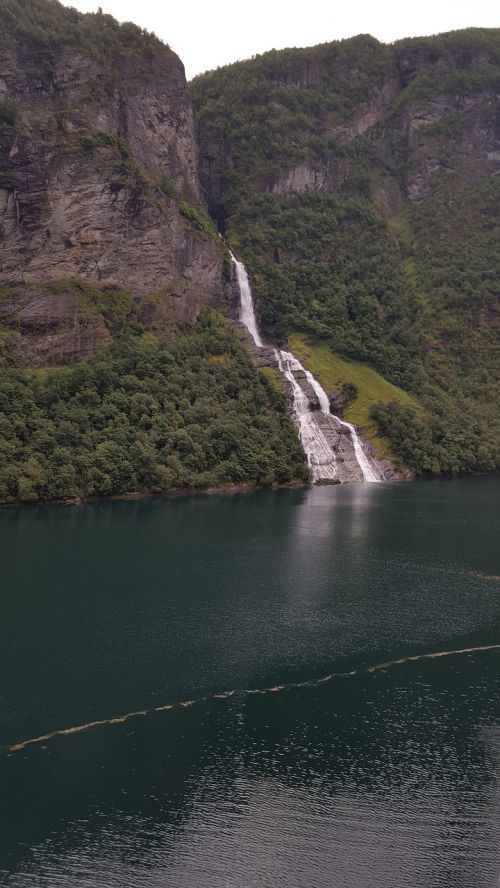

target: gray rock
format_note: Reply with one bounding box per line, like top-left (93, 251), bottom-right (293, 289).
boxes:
top-left (0, 39), bottom-right (227, 363)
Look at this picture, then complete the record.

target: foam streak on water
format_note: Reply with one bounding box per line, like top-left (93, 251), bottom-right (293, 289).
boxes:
top-left (7, 642), bottom-right (500, 754)
top-left (230, 254), bottom-right (379, 482)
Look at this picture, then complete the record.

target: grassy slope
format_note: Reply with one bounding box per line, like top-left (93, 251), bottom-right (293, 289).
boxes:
top-left (289, 333), bottom-right (419, 459)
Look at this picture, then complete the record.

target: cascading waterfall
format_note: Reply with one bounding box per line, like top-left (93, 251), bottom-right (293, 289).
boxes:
top-left (281, 351), bottom-right (379, 482)
top-left (274, 349), bottom-right (339, 481)
top-left (232, 256), bottom-right (264, 349)
top-left (230, 254), bottom-right (380, 484)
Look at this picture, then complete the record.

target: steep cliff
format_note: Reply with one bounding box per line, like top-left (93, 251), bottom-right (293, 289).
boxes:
top-left (193, 31), bottom-right (500, 211)
top-left (0, 0), bottom-right (225, 365)
top-left (192, 30), bottom-right (500, 476)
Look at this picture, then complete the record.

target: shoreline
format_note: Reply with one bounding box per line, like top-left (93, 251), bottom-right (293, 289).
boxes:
top-left (0, 479), bottom-right (311, 511)
top-left (1, 471), bottom-right (494, 511)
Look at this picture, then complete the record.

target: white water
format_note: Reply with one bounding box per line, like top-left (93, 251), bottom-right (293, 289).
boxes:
top-left (230, 254), bottom-right (380, 483)
top-left (274, 349), bottom-right (338, 481)
top-left (338, 418), bottom-right (380, 482)
top-left (231, 255), bottom-right (264, 348)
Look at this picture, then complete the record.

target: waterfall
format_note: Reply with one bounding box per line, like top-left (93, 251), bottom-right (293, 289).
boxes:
top-left (230, 254), bottom-right (380, 484)
top-left (274, 349), bottom-right (338, 481)
top-left (336, 419), bottom-right (379, 483)
top-left (231, 256), bottom-right (263, 348)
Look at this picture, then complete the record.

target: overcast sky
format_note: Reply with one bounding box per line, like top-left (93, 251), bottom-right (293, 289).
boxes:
top-left (62, 0), bottom-right (500, 79)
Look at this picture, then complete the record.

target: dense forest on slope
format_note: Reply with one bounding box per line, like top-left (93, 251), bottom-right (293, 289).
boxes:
top-left (192, 31), bottom-right (500, 475)
top-left (0, 0), bottom-right (164, 59)
top-left (0, 310), bottom-right (307, 503)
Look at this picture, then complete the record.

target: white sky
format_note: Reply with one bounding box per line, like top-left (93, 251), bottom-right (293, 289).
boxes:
top-left (62, 0), bottom-right (500, 79)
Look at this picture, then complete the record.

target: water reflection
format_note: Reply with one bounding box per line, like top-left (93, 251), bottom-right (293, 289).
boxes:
top-left (1, 479), bottom-right (499, 886)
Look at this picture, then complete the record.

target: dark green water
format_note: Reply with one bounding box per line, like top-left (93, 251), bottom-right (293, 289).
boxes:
top-left (1, 478), bottom-right (500, 887)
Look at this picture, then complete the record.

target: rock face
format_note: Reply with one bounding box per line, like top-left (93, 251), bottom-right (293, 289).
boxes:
top-left (193, 32), bottom-right (500, 208)
top-left (0, 17), bottom-right (226, 364)
top-left (270, 75), bottom-right (401, 197)
top-left (0, 284), bottom-right (113, 365)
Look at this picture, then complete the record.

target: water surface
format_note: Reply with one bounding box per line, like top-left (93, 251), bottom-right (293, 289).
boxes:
top-left (1, 478), bottom-right (499, 886)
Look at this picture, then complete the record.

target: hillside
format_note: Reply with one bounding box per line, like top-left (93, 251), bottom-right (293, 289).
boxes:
top-left (192, 31), bottom-right (500, 475)
top-left (0, 5), bottom-right (498, 503)
top-left (0, 0), bottom-right (308, 503)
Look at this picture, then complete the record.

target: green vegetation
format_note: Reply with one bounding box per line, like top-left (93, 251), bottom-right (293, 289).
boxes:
top-left (0, 310), bottom-right (308, 504)
top-left (229, 192), bottom-right (424, 390)
top-left (394, 29), bottom-right (500, 101)
top-left (192, 35), bottom-right (394, 219)
top-left (229, 186), bottom-right (500, 475)
top-left (0, 98), bottom-right (20, 128)
top-left (370, 177), bottom-right (500, 474)
top-left (0, 0), bottom-right (167, 64)
top-left (259, 366), bottom-right (284, 394)
top-left (371, 400), bottom-right (499, 475)
top-left (193, 31), bottom-right (500, 477)
top-left (41, 279), bottom-right (136, 327)
top-left (79, 131), bottom-right (131, 156)
top-left (177, 198), bottom-right (219, 241)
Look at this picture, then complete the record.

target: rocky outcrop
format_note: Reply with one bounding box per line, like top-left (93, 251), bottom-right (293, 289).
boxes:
top-left (282, 370), bottom-right (401, 483)
top-left (272, 162), bottom-right (330, 195)
top-left (194, 32), bottom-right (500, 208)
top-left (0, 283), bottom-right (113, 365)
top-left (0, 141), bottom-right (223, 294)
top-left (397, 94), bottom-right (500, 202)
top-left (0, 38), bottom-right (202, 199)
top-left (269, 79), bottom-right (500, 204)
top-left (0, 23), bottom-right (226, 364)
top-left (269, 78), bottom-right (400, 198)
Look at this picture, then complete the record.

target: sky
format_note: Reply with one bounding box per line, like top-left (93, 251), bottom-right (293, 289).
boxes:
top-left (62, 0), bottom-right (500, 79)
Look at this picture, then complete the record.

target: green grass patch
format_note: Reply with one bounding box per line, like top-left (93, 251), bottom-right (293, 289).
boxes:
top-left (259, 365), bottom-right (284, 393)
top-left (288, 333), bottom-right (419, 459)
top-left (0, 98), bottom-right (20, 128)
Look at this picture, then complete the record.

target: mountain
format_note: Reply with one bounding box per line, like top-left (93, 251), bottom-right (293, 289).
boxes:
top-left (192, 31), bottom-right (500, 475)
top-left (0, 0), bottom-right (224, 361)
top-left (0, 0), bottom-right (307, 503)
top-left (0, 3), bottom-right (498, 504)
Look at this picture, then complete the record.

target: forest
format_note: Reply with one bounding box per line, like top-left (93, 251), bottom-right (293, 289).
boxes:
top-left (0, 311), bottom-right (308, 504)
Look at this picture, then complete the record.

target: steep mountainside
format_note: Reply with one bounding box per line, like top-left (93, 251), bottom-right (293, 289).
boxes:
top-left (0, 0), bottom-right (225, 365)
top-left (193, 31), bottom-right (500, 475)
top-left (0, 0), bottom-right (307, 503)
top-left (1, 6), bottom-right (498, 504)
